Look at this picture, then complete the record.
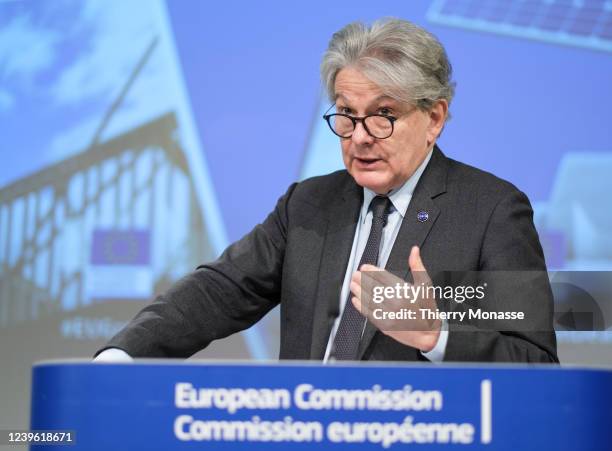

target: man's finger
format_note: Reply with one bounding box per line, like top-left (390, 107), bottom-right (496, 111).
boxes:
top-left (409, 246), bottom-right (431, 286)
top-left (361, 266), bottom-right (403, 288)
top-left (359, 264), bottom-right (382, 272)
top-left (408, 246), bottom-right (425, 271)
top-left (351, 296), bottom-right (368, 316)
top-left (350, 278), bottom-right (362, 301)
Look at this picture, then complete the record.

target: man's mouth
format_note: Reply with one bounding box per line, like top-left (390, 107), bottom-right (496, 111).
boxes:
top-left (354, 157), bottom-right (382, 168)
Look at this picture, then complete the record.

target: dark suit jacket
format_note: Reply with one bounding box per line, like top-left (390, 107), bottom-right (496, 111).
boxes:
top-left (100, 146), bottom-right (558, 363)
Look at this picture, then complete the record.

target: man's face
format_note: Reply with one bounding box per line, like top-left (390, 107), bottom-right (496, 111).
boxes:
top-left (334, 67), bottom-right (443, 194)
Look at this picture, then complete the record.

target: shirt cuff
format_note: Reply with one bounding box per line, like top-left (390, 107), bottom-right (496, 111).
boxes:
top-left (421, 318), bottom-right (448, 362)
top-left (94, 348), bottom-right (133, 363)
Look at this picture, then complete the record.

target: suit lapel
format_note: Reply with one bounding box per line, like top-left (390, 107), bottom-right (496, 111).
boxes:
top-left (309, 179), bottom-right (362, 359)
top-left (357, 146), bottom-right (448, 359)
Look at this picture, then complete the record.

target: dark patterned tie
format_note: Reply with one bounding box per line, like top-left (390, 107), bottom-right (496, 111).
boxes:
top-left (330, 195), bottom-right (392, 360)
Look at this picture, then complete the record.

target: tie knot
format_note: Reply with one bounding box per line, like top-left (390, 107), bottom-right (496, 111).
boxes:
top-left (369, 195), bottom-right (391, 225)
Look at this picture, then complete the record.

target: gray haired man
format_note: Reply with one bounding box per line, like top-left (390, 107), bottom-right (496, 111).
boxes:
top-left (96, 18), bottom-right (558, 364)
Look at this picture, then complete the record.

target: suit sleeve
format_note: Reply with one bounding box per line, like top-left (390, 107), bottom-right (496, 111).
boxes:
top-left (95, 183), bottom-right (297, 358)
top-left (444, 189), bottom-right (559, 363)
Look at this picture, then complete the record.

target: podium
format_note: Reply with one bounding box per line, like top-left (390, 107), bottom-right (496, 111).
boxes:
top-left (30, 361), bottom-right (612, 450)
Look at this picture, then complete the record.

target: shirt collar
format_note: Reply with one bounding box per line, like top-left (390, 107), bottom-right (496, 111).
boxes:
top-left (360, 149), bottom-right (433, 223)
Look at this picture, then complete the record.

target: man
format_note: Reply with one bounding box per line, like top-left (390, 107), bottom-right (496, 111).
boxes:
top-left (96, 18), bottom-right (558, 363)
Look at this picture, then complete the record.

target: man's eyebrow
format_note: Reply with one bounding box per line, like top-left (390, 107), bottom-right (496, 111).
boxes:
top-left (372, 95), bottom-right (396, 104)
top-left (334, 94), bottom-right (397, 106)
top-left (335, 93), bottom-right (348, 102)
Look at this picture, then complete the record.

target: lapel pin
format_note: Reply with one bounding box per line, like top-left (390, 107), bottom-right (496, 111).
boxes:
top-left (417, 210), bottom-right (429, 222)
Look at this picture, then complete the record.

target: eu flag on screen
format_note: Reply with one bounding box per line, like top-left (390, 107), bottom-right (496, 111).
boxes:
top-left (90, 230), bottom-right (150, 265)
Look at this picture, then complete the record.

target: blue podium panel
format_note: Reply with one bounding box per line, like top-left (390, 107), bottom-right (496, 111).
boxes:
top-left (30, 361), bottom-right (612, 450)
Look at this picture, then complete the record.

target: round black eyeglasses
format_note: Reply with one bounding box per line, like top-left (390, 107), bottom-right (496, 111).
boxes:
top-left (323, 107), bottom-right (398, 139)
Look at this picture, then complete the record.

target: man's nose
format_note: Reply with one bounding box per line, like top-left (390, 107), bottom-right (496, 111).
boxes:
top-left (351, 121), bottom-right (375, 145)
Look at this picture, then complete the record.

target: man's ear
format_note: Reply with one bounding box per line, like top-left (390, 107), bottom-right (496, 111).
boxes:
top-left (426, 99), bottom-right (448, 146)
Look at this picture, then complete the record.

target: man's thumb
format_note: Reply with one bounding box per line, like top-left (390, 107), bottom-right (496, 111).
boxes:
top-left (409, 246), bottom-right (429, 286)
top-left (409, 246), bottom-right (425, 271)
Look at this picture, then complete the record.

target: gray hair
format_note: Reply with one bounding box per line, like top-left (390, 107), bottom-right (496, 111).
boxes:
top-left (321, 18), bottom-right (455, 116)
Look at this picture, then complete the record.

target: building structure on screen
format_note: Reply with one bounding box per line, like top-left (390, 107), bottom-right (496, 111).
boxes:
top-left (0, 1), bottom-right (228, 352)
top-left (0, 112), bottom-right (212, 328)
top-left (428, 0), bottom-right (612, 53)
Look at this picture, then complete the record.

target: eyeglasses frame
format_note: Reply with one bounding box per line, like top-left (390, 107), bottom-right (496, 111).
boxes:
top-left (322, 104), bottom-right (399, 139)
